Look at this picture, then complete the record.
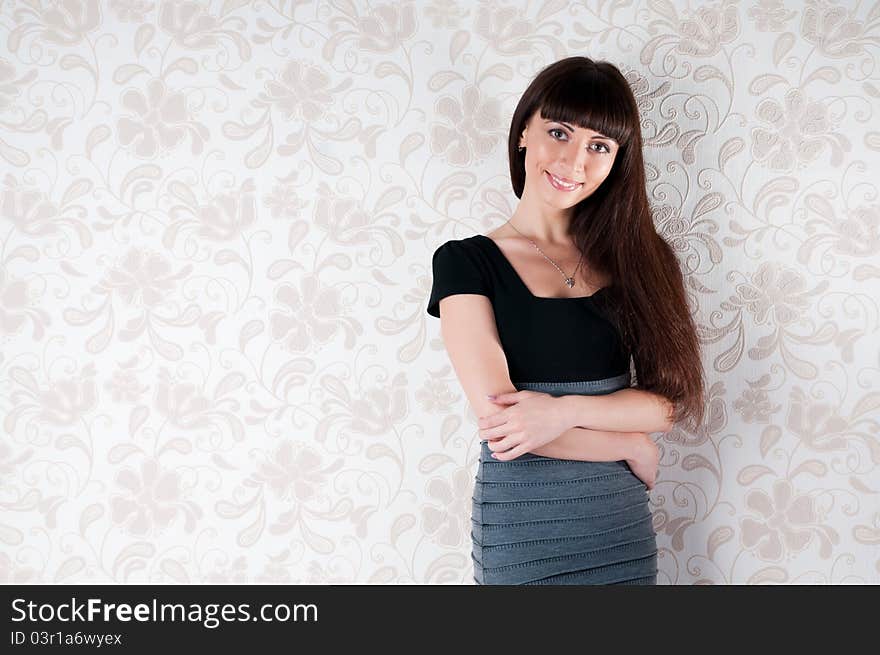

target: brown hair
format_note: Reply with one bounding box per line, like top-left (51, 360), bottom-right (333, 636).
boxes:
top-left (508, 56), bottom-right (706, 428)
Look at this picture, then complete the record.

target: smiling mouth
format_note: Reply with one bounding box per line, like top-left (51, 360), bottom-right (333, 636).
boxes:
top-left (545, 170), bottom-right (584, 191)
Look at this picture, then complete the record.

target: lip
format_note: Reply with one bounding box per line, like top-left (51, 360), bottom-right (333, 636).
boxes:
top-left (545, 170), bottom-right (584, 191)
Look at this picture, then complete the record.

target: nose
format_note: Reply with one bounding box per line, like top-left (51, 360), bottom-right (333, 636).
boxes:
top-left (564, 146), bottom-right (589, 180)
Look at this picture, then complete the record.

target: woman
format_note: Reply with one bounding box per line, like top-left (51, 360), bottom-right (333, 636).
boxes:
top-left (426, 57), bottom-right (706, 585)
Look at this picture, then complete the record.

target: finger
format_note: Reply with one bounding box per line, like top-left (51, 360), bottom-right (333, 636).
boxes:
top-left (488, 392), bottom-right (519, 405)
top-left (487, 436), bottom-right (516, 454)
top-left (494, 441), bottom-right (527, 461)
top-left (480, 422), bottom-right (511, 440)
top-left (489, 437), bottom-right (523, 459)
top-left (477, 412), bottom-right (506, 429)
top-left (486, 437), bottom-right (508, 451)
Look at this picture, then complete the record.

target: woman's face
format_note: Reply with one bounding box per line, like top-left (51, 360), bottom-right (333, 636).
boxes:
top-left (518, 112), bottom-right (619, 208)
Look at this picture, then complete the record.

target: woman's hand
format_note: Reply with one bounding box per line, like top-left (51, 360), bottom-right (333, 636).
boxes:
top-left (625, 432), bottom-right (659, 490)
top-left (478, 390), bottom-right (573, 461)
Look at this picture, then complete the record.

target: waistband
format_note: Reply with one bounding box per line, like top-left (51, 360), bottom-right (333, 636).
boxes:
top-left (510, 371), bottom-right (631, 397)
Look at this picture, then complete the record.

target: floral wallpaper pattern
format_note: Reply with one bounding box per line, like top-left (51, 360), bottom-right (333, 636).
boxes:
top-left (1, 0), bottom-right (878, 584)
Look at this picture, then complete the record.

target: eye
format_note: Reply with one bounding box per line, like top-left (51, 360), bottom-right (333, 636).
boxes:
top-left (549, 129), bottom-right (611, 153)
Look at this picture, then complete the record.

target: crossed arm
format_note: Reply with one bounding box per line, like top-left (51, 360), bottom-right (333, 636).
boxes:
top-left (527, 388), bottom-right (673, 459)
top-left (437, 294), bottom-right (672, 462)
top-left (559, 387), bottom-right (675, 433)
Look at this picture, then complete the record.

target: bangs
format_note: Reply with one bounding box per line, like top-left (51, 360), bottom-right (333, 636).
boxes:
top-left (537, 73), bottom-right (632, 146)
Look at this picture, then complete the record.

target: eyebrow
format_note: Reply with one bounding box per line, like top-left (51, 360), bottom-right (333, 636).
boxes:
top-left (545, 119), bottom-right (614, 141)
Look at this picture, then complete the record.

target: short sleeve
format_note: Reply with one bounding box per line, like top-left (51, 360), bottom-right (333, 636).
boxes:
top-left (426, 240), bottom-right (493, 318)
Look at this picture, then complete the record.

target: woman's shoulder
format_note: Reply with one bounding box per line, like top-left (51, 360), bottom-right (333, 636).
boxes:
top-left (430, 235), bottom-right (494, 280)
top-left (453, 233), bottom-right (489, 244)
top-left (434, 234), bottom-right (487, 255)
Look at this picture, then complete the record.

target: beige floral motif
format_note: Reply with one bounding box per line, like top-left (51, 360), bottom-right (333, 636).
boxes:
top-left (117, 78), bottom-right (204, 158)
top-left (474, 2), bottom-right (532, 55)
top-left (621, 66), bottom-right (669, 115)
top-left (263, 178), bottom-right (308, 221)
top-left (254, 550), bottom-right (293, 583)
top-left (270, 276), bottom-right (359, 352)
top-left (421, 467), bottom-right (471, 547)
top-left (424, 0), bottom-right (469, 29)
top-left (37, 0), bottom-right (101, 46)
top-left (798, 202), bottom-right (880, 263)
top-left (0, 268), bottom-right (49, 338)
top-left (747, 0), bottom-right (797, 32)
top-left (154, 367), bottom-right (211, 430)
top-left (326, 373), bottom-right (408, 441)
top-left (735, 262), bottom-right (811, 327)
top-left (158, 0), bottom-right (220, 49)
top-left (201, 555), bottom-right (247, 583)
top-left (653, 202), bottom-right (723, 262)
top-left (262, 61), bottom-right (335, 122)
top-left (110, 0), bottom-right (154, 23)
top-left (785, 387), bottom-right (848, 453)
top-left (37, 368), bottom-right (98, 426)
top-left (110, 457), bottom-right (202, 536)
top-left (160, 179), bottom-right (258, 246)
top-left (751, 87), bottom-right (848, 170)
top-left (0, 57), bottom-right (32, 113)
top-left (430, 84), bottom-right (502, 166)
top-left (304, 560), bottom-right (350, 583)
top-left (676, 1), bottom-right (739, 57)
top-left (0, 438), bottom-right (33, 485)
top-left (415, 376), bottom-right (458, 413)
top-left (801, 0), bottom-right (866, 58)
top-left (151, 367), bottom-right (245, 442)
top-left (218, 444), bottom-right (338, 544)
top-left (63, 248), bottom-right (199, 360)
top-left (740, 478), bottom-right (836, 561)
top-left (96, 248), bottom-right (181, 309)
top-left (313, 183), bottom-right (374, 245)
top-left (253, 441), bottom-right (331, 503)
top-left (0, 552), bottom-right (38, 583)
top-left (733, 387), bottom-right (779, 424)
top-left (830, 204), bottom-right (880, 256)
top-left (104, 362), bottom-right (149, 404)
top-left (355, 2), bottom-right (417, 53)
top-left (4, 363), bottom-right (97, 433)
top-left (195, 181), bottom-right (257, 241)
top-left (1, 176), bottom-right (68, 239)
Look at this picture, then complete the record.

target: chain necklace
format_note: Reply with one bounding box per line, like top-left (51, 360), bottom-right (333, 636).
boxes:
top-left (505, 220), bottom-right (585, 289)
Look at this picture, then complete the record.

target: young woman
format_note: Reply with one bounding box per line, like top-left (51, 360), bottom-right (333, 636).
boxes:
top-left (426, 57), bottom-right (706, 585)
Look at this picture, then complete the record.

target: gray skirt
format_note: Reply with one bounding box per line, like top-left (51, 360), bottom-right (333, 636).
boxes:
top-left (471, 372), bottom-right (658, 585)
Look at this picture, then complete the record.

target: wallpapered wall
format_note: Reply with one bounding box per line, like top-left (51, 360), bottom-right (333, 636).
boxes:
top-left (1, 0), bottom-right (878, 584)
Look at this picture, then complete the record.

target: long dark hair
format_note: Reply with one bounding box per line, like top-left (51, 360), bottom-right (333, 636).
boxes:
top-left (508, 56), bottom-right (706, 429)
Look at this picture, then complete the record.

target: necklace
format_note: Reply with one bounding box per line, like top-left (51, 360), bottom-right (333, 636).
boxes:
top-left (505, 220), bottom-right (585, 289)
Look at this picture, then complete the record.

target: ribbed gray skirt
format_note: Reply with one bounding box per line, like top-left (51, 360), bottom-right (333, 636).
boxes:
top-left (471, 372), bottom-right (658, 585)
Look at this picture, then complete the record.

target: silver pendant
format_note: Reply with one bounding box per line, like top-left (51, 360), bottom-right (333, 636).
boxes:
top-left (564, 277), bottom-right (575, 288)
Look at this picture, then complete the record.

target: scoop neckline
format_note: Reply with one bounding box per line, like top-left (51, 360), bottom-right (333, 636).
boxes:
top-left (475, 234), bottom-right (610, 301)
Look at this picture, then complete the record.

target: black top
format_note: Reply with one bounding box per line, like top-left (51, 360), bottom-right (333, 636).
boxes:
top-left (426, 235), bottom-right (630, 383)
